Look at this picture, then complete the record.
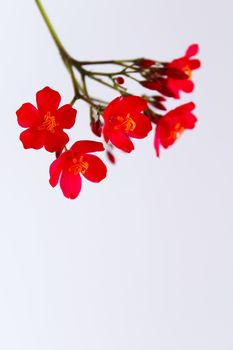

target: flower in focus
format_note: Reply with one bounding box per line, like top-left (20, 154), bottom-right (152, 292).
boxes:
top-left (16, 87), bottom-right (77, 152)
top-left (49, 140), bottom-right (107, 199)
top-left (103, 96), bottom-right (152, 153)
top-left (154, 102), bottom-right (197, 157)
top-left (166, 44), bottom-right (201, 98)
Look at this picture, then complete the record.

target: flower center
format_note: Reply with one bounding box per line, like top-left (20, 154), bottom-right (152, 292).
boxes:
top-left (183, 65), bottom-right (192, 79)
top-left (113, 113), bottom-right (136, 132)
top-left (169, 122), bottom-right (184, 140)
top-left (68, 156), bottom-right (89, 175)
top-left (38, 111), bottom-right (57, 133)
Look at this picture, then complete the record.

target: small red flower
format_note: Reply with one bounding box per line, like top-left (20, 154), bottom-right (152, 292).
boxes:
top-left (154, 102), bottom-right (197, 157)
top-left (166, 44), bottom-right (201, 98)
top-left (103, 96), bottom-right (152, 153)
top-left (16, 87), bottom-right (77, 152)
top-left (49, 140), bottom-right (107, 199)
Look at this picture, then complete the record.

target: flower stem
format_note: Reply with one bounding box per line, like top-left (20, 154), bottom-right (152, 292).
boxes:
top-left (35, 0), bottom-right (69, 58)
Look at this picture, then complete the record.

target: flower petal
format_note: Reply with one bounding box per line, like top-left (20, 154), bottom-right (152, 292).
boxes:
top-left (49, 155), bottom-right (66, 187)
top-left (189, 59), bottom-right (201, 70)
top-left (116, 96), bottom-right (148, 114)
top-left (172, 102), bottom-right (196, 114)
top-left (167, 79), bottom-right (194, 98)
top-left (104, 96), bottom-right (148, 119)
top-left (60, 170), bottom-right (82, 199)
top-left (55, 104), bottom-right (77, 129)
top-left (16, 103), bottom-right (42, 128)
top-left (185, 44), bottom-right (199, 57)
top-left (36, 87), bottom-right (61, 114)
top-left (82, 154), bottom-right (107, 183)
top-left (109, 131), bottom-right (134, 153)
top-left (70, 140), bottom-right (105, 154)
top-left (19, 128), bottom-right (45, 149)
top-left (154, 130), bottom-right (160, 157)
top-left (128, 113), bottom-right (152, 138)
top-left (44, 129), bottom-right (69, 153)
top-left (103, 125), bottom-right (110, 143)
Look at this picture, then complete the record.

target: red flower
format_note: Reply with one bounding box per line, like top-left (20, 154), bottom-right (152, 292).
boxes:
top-left (16, 87), bottom-right (77, 152)
top-left (166, 44), bottom-right (201, 98)
top-left (154, 102), bottom-right (197, 157)
top-left (49, 140), bottom-right (107, 199)
top-left (103, 96), bottom-right (152, 153)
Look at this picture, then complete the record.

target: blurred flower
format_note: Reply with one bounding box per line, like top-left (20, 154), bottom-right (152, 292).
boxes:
top-left (140, 44), bottom-right (200, 99)
top-left (154, 102), bottom-right (197, 157)
top-left (166, 44), bottom-right (201, 98)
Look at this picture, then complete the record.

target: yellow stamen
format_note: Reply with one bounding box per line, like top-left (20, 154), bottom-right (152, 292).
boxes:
top-left (69, 156), bottom-right (89, 175)
top-left (114, 113), bottom-right (136, 132)
top-left (38, 111), bottom-right (57, 133)
top-left (169, 123), bottom-right (184, 141)
top-left (183, 65), bottom-right (192, 79)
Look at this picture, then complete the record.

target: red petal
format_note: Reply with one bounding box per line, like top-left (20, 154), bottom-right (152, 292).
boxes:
top-left (44, 129), bottom-right (69, 153)
top-left (154, 130), bottom-right (160, 157)
top-left (36, 87), bottom-right (61, 114)
top-left (103, 125), bottom-right (110, 143)
top-left (104, 96), bottom-right (148, 119)
top-left (82, 154), bottom-right (107, 183)
top-left (70, 140), bottom-right (105, 154)
top-left (16, 103), bottom-right (42, 128)
top-left (49, 155), bottom-right (65, 187)
top-left (185, 44), bottom-right (199, 57)
top-left (173, 102), bottom-right (196, 114)
top-left (128, 113), bottom-right (152, 139)
top-left (166, 80), bottom-right (180, 99)
top-left (182, 114), bottom-right (197, 129)
top-left (168, 79), bottom-right (194, 97)
top-left (60, 170), bottom-right (82, 199)
top-left (189, 59), bottom-right (201, 70)
top-left (19, 128), bottom-right (45, 149)
top-left (109, 131), bottom-right (134, 153)
top-left (55, 104), bottom-right (77, 129)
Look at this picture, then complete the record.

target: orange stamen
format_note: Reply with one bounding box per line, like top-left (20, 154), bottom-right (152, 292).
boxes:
top-left (114, 113), bottom-right (136, 132)
top-left (38, 111), bottom-right (57, 133)
top-left (183, 65), bottom-right (192, 79)
top-left (69, 156), bottom-right (89, 175)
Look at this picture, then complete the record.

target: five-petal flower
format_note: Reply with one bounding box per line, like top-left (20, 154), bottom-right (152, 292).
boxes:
top-left (49, 140), bottom-right (107, 199)
top-left (16, 86), bottom-right (77, 152)
top-left (103, 96), bottom-right (152, 153)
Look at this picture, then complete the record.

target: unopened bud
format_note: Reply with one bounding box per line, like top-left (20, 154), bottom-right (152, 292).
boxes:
top-left (106, 151), bottom-right (116, 164)
top-left (136, 58), bottom-right (155, 68)
top-left (115, 76), bottom-right (125, 85)
top-left (90, 119), bottom-right (103, 137)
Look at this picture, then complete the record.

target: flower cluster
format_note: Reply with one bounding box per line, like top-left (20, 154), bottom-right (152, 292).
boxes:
top-left (17, 44), bottom-right (200, 199)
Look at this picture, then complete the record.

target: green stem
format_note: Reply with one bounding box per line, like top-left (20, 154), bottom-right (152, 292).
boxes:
top-left (78, 59), bottom-right (137, 65)
top-left (35, 0), bottom-right (69, 58)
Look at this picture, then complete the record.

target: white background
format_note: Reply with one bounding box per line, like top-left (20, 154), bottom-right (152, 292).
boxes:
top-left (0, 0), bottom-right (232, 349)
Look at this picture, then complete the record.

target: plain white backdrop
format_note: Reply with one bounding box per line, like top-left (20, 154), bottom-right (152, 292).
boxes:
top-left (0, 0), bottom-right (232, 349)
